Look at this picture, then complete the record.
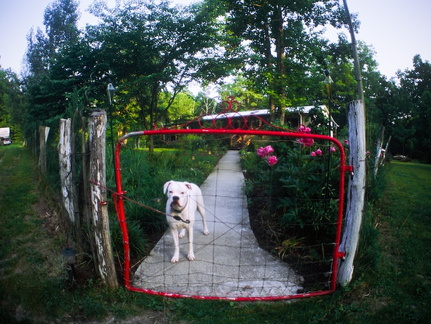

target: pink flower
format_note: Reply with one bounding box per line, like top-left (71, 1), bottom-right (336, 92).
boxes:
top-left (296, 125), bottom-right (314, 147)
top-left (297, 125), bottom-right (311, 133)
top-left (297, 125), bottom-right (306, 132)
top-left (316, 149), bottom-right (323, 156)
top-left (267, 155), bottom-right (278, 165)
top-left (330, 146), bottom-right (336, 153)
top-left (310, 151), bottom-right (316, 157)
top-left (257, 147), bottom-right (267, 158)
top-left (264, 145), bottom-right (274, 155)
top-left (257, 145), bottom-right (274, 158)
top-left (344, 139), bottom-right (349, 145)
top-left (297, 138), bottom-right (314, 147)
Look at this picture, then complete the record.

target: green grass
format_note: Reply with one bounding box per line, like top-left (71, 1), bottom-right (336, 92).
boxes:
top-left (1, 145), bottom-right (431, 323)
top-left (0, 144), bottom-right (65, 321)
top-left (365, 161), bottom-right (431, 322)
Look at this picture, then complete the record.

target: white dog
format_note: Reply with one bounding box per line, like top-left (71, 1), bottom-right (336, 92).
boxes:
top-left (163, 180), bottom-right (209, 263)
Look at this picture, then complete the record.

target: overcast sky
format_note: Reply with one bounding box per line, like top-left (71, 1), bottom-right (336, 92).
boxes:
top-left (0, 0), bottom-right (430, 79)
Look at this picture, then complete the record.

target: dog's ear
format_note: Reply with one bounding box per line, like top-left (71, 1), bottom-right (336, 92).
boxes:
top-left (163, 181), bottom-right (172, 195)
top-left (185, 183), bottom-right (192, 190)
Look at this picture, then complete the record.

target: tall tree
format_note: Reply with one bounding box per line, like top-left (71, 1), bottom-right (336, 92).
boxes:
top-left (0, 68), bottom-right (25, 130)
top-left (398, 55), bottom-right (431, 161)
top-left (217, 0), bottom-right (344, 120)
top-left (24, 0), bottom-right (82, 129)
top-left (26, 0), bottom-right (80, 75)
top-left (86, 0), bottom-right (233, 132)
top-left (44, 0), bottom-right (80, 54)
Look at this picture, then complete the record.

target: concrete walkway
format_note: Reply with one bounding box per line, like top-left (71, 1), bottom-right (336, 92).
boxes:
top-left (133, 151), bottom-right (303, 298)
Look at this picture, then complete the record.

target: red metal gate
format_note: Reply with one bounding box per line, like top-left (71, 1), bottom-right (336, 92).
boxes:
top-left (112, 97), bottom-right (350, 301)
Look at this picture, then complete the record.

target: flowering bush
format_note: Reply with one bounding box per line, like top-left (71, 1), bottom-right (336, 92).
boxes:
top-left (242, 130), bottom-right (342, 259)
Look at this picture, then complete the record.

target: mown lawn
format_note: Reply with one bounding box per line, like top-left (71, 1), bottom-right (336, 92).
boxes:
top-left (1, 145), bottom-right (431, 323)
top-left (365, 162), bottom-right (431, 321)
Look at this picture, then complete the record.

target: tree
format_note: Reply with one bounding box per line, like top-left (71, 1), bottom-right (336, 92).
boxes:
top-left (24, 0), bottom-right (82, 131)
top-left (399, 55), bottom-right (431, 162)
top-left (0, 68), bottom-right (25, 138)
top-left (44, 0), bottom-right (80, 54)
top-left (86, 0), bottom-right (233, 135)
top-left (217, 0), bottom-right (345, 120)
top-left (26, 0), bottom-right (80, 76)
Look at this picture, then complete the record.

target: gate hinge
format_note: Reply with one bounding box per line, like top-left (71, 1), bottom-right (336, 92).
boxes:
top-left (336, 251), bottom-right (346, 260)
top-left (342, 165), bottom-right (354, 176)
top-left (343, 165), bottom-right (354, 173)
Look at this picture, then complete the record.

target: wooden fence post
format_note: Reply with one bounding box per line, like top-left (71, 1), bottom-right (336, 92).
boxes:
top-left (38, 126), bottom-right (50, 174)
top-left (374, 127), bottom-right (385, 178)
top-left (58, 119), bottom-right (76, 223)
top-left (88, 109), bottom-right (118, 289)
top-left (338, 100), bottom-right (366, 286)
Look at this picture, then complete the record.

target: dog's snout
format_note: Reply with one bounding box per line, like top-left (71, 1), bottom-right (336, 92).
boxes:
top-left (173, 196), bottom-right (179, 201)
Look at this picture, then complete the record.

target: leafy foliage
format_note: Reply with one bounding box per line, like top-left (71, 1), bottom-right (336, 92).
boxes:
top-left (217, 0), bottom-right (345, 116)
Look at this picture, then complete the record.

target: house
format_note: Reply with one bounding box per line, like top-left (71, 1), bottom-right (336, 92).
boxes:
top-left (200, 105), bottom-right (336, 133)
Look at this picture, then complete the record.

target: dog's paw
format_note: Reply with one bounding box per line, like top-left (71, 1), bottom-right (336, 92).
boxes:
top-left (179, 229), bottom-right (186, 239)
top-left (187, 253), bottom-right (195, 261)
top-left (171, 255), bottom-right (180, 263)
top-left (203, 229), bottom-right (209, 236)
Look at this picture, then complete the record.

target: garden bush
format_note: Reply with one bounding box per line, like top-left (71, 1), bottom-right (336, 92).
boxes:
top-left (241, 127), bottom-right (346, 287)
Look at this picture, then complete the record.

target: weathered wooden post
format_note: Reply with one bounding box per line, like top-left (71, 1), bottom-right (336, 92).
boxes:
top-left (338, 100), bottom-right (366, 286)
top-left (374, 127), bottom-right (385, 178)
top-left (38, 126), bottom-right (50, 174)
top-left (88, 109), bottom-right (118, 289)
top-left (58, 118), bottom-right (76, 223)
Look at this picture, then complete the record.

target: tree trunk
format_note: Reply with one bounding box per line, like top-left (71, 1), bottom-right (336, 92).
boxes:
top-left (338, 100), bottom-right (366, 286)
top-left (88, 109), bottom-right (118, 289)
top-left (263, 19), bottom-right (276, 121)
top-left (274, 5), bottom-right (286, 124)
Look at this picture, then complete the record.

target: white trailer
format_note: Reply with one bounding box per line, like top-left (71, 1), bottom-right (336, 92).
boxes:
top-left (0, 127), bottom-right (10, 138)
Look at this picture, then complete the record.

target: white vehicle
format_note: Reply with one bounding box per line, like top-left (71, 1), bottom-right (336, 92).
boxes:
top-left (0, 127), bottom-right (11, 146)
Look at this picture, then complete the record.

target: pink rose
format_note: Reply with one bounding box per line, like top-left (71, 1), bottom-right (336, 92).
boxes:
top-left (297, 125), bottom-right (311, 133)
top-left (330, 146), bottom-right (336, 153)
top-left (297, 138), bottom-right (314, 147)
top-left (310, 151), bottom-right (316, 157)
top-left (264, 145), bottom-right (274, 155)
top-left (257, 147), bottom-right (267, 158)
top-left (316, 149), bottom-right (322, 156)
top-left (298, 125), bottom-right (306, 132)
top-left (257, 145), bottom-right (275, 158)
top-left (267, 155), bottom-right (278, 165)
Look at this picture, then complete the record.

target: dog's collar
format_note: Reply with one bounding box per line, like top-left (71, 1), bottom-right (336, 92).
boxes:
top-left (171, 207), bottom-right (183, 213)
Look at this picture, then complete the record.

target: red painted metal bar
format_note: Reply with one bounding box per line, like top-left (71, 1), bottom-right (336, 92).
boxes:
top-left (114, 128), bottom-right (348, 301)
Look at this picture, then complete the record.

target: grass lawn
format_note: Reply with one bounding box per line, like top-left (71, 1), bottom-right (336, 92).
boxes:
top-left (1, 145), bottom-right (431, 323)
top-left (365, 161), bottom-right (431, 321)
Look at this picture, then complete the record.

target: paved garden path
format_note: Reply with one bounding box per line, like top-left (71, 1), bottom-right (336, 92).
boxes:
top-left (133, 150), bottom-right (303, 298)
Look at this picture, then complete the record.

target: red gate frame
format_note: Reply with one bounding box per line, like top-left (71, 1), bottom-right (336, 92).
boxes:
top-left (112, 99), bottom-right (350, 301)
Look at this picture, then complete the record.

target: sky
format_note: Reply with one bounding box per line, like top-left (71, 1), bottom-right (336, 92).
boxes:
top-left (0, 0), bottom-right (430, 80)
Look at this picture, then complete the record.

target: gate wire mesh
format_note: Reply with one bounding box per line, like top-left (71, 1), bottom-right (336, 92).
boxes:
top-left (112, 100), bottom-right (349, 301)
